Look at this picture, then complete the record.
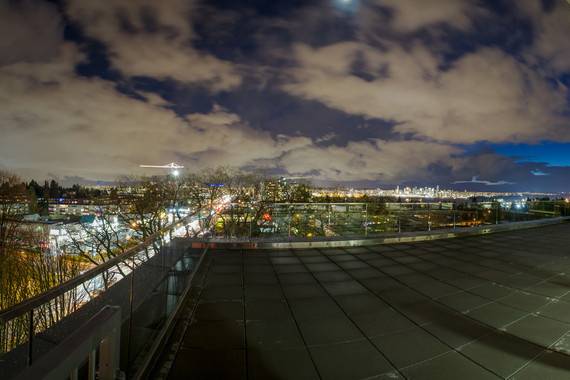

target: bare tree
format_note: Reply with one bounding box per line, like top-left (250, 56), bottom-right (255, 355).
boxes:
top-left (0, 170), bottom-right (28, 256)
top-left (1, 222), bottom-right (82, 353)
top-left (187, 167), bottom-right (236, 236)
top-left (214, 171), bottom-right (273, 238)
top-left (61, 209), bottom-right (134, 289)
top-left (26, 246), bottom-right (83, 332)
top-left (117, 178), bottom-right (170, 240)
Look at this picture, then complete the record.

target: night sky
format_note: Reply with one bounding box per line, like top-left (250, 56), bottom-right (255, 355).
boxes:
top-left (1, 0), bottom-right (570, 192)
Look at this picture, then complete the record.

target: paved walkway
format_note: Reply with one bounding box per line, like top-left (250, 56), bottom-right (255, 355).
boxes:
top-left (161, 222), bottom-right (570, 379)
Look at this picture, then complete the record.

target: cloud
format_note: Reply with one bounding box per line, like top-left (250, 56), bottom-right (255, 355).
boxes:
top-left (180, 106), bottom-right (312, 167)
top-left (187, 104), bottom-right (241, 126)
top-left (0, 0), bottom-right (63, 66)
top-left (519, 1), bottom-right (570, 73)
top-left (366, 0), bottom-right (475, 33)
top-left (283, 41), bottom-right (570, 144)
top-left (315, 132), bottom-right (337, 143)
top-left (2, 0), bottom-right (570, 192)
top-left (530, 169), bottom-right (550, 176)
top-left (0, 6), bottom-right (462, 186)
top-left (278, 139), bottom-right (461, 182)
top-left (452, 176), bottom-right (515, 186)
top-left (0, 39), bottom-right (465, 184)
top-left (0, 38), bottom-right (570, 189)
top-left (0, 43), bottom-right (308, 180)
top-left (65, 0), bottom-right (241, 90)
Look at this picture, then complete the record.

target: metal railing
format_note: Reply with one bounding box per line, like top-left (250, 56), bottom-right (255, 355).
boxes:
top-left (0, 214), bottom-right (207, 379)
top-left (197, 216), bottom-right (570, 250)
top-left (237, 201), bottom-right (570, 239)
top-left (131, 247), bottom-right (208, 380)
top-left (14, 306), bottom-right (121, 380)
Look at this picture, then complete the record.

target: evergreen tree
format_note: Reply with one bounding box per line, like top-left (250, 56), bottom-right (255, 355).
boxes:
top-left (27, 187), bottom-right (38, 213)
top-left (49, 180), bottom-right (60, 199)
top-left (43, 181), bottom-right (50, 199)
top-left (28, 180), bottom-right (42, 198)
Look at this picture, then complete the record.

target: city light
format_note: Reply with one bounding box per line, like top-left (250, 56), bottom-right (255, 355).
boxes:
top-left (311, 185), bottom-right (559, 201)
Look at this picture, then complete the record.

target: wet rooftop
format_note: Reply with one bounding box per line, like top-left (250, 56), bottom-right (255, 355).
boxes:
top-left (155, 222), bottom-right (570, 379)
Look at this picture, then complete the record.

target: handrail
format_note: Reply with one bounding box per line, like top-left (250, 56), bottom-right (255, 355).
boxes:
top-left (132, 247), bottom-right (209, 380)
top-left (190, 216), bottom-right (570, 249)
top-left (14, 306), bottom-right (121, 380)
top-left (0, 215), bottom-right (194, 323)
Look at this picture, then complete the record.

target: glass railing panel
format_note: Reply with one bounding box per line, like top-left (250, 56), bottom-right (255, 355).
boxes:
top-left (0, 216), bottom-right (206, 380)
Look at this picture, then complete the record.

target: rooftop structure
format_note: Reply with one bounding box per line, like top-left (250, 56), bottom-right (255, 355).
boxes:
top-left (153, 222), bottom-right (570, 379)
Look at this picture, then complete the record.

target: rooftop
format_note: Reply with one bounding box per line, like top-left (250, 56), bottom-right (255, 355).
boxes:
top-left (154, 222), bottom-right (570, 379)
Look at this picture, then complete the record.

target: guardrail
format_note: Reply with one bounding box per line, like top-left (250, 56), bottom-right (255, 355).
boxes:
top-left (192, 216), bottom-right (570, 250)
top-left (0, 215), bottom-right (191, 322)
top-left (0, 214), bottom-right (206, 379)
top-left (132, 247), bottom-right (208, 380)
top-left (14, 306), bottom-right (121, 380)
top-left (242, 201), bottom-right (570, 239)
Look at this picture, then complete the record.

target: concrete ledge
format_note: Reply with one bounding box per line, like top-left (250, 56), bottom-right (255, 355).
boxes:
top-left (189, 217), bottom-right (570, 250)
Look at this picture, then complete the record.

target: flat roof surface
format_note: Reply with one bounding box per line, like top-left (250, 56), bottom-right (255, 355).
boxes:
top-left (160, 222), bottom-right (570, 379)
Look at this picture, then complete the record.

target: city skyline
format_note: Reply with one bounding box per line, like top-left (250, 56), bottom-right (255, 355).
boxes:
top-left (1, 1), bottom-right (570, 191)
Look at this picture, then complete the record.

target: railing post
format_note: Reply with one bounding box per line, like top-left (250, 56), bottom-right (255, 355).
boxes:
top-left (27, 309), bottom-right (34, 366)
top-left (126, 255), bottom-right (135, 369)
top-left (14, 306), bottom-right (122, 380)
top-left (166, 269), bottom-right (179, 316)
top-left (99, 310), bottom-right (121, 380)
top-left (364, 204), bottom-right (368, 237)
top-left (288, 207), bottom-right (291, 238)
top-left (88, 348), bottom-right (97, 380)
